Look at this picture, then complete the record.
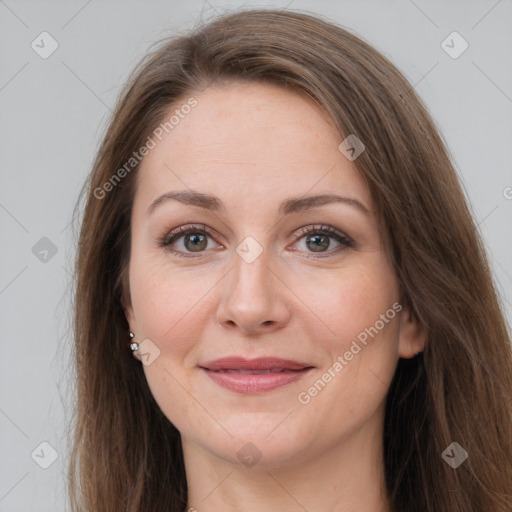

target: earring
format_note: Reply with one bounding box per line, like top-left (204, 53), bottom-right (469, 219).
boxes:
top-left (129, 332), bottom-right (139, 352)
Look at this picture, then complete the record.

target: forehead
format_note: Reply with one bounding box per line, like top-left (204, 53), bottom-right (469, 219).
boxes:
top-left (134, 82), bottom-right (372, 216)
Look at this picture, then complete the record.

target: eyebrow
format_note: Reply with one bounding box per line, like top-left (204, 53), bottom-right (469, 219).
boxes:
top-left (146, 190), bottom-right (369, 216)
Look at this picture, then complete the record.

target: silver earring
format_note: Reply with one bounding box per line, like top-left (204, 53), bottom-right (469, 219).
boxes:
top-left (129, 332), bottom-right (139, 352)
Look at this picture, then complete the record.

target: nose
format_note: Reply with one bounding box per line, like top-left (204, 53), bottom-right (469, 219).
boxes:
top-left (214, 247), bottom-right (292, 336)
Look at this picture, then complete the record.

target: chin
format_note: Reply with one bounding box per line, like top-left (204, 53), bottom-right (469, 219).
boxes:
top-left (189, 413), bottom-right (311, 468)
top-left (212, 434), bottom-right (308, 469)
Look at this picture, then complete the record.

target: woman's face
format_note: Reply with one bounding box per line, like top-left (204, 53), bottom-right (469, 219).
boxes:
top-left (125, 82), bottom-right (424, 468)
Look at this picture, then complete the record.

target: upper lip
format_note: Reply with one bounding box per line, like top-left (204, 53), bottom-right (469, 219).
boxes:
top-left (200, 357), bottom-right (314, 371)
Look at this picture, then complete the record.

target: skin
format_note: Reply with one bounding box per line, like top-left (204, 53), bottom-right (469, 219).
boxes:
top-left (124, 81), bottom-right (425, 512)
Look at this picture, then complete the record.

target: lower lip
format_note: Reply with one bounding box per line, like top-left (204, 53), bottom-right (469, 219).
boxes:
top-left (201, 368), bottom-right (313, 393)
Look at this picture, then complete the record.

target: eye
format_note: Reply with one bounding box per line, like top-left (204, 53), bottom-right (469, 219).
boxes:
top-left (157, 223), bottom-right (354, 259)
top-left (291, 224), bottom-right (354, 258)
top-left (158, 224), bottom-right (221, 258)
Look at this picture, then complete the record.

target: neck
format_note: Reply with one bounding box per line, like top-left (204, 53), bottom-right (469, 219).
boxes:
top-left (182, 408), bottom-right (392, 512)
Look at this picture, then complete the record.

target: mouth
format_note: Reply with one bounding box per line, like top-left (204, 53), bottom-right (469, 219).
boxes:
top-left (199, 357), bottom-right (315, 393)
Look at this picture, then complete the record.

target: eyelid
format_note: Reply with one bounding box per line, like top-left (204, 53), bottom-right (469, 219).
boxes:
top-left (292, 224), bottom-right (353, 243)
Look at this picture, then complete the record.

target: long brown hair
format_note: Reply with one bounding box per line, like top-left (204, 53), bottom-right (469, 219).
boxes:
top-left (68, 9), bottom-right (512, 511)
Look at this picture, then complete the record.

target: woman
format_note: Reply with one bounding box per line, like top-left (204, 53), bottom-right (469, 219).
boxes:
top-left (68, 9), bottom-right (512, 512)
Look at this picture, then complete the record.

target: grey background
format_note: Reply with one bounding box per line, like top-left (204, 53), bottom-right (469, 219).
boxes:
top-left (1, 0), bottom-right (511, 510)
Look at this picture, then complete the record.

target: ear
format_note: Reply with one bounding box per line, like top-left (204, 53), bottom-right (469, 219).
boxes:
top-left (124, 301), bottom-right (136, 334)
top-left (397, 306), bottom-right (426, 359)
top-left (120, 267), bottom-right (136, 333)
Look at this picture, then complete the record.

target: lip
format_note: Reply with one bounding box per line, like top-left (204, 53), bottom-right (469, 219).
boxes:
top-left (199, 357), bottom-right (315, 394)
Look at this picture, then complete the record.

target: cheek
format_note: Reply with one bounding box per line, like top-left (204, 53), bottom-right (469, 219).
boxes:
top-left (296, 260), bottom-right (401, 403)
top-left (129, 259), bottom-right (215, 430)
top-left (295, 259), bottom-right (399, 342)
top-left (129, 254), bottom-right (218, 346)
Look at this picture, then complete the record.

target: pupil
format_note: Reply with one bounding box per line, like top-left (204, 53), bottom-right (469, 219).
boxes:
top-left (307, 234), bottom-right (329, 252)
top-left (185, 233), bottom-right (207, 252)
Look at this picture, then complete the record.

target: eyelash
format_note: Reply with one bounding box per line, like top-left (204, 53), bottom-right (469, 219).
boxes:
top-left (157, 223), bottom-right (354, 259)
